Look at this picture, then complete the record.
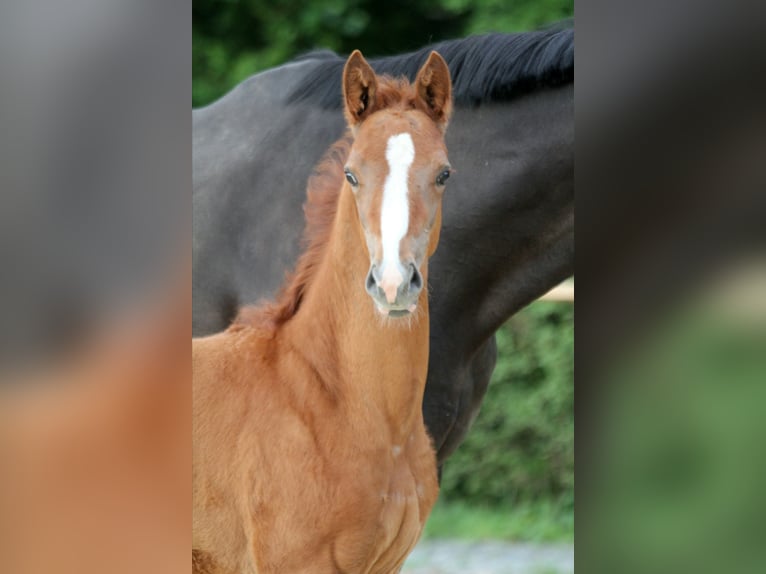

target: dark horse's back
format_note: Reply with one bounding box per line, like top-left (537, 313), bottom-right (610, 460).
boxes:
top-left (193, 57), bottom-right (347, 335)
top-left (193, 27), bottom-right (574, 466)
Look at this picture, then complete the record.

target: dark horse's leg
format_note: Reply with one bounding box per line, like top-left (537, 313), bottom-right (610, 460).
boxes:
top-left (429, 334), bottom-right (498, 478)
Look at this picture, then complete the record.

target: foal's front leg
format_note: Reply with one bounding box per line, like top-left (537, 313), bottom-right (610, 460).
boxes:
top-left (192, 550), bottom-right (238, 574)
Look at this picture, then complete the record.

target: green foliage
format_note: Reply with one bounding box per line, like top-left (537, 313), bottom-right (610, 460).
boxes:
top-left (193, 0), bottom-right (573, 107)
top-left (439, 301), bottom-right (574, 510)
top-left (443, 0), bottom-right (573, 34)
top-left (423, 498), bottom-right (574, 542)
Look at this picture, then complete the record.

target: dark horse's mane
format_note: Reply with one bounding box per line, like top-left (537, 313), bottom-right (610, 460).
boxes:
top-left (287, 26), bottom-right (573, 109)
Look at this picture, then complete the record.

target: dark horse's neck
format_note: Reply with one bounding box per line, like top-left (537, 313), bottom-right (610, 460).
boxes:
top-left (423, 85), bottom-right (574, 461)
top-left (282, 186), bottom-right (431, 442)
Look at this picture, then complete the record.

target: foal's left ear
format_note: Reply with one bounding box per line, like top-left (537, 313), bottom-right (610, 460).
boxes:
top-left (414, 51), bottom-right (453, 131)
top-left (343, 50), bottom-right (378, 129)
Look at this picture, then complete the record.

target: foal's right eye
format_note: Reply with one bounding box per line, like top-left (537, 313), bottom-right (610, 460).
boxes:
top-left (344, 169), bottom-right (359, 187)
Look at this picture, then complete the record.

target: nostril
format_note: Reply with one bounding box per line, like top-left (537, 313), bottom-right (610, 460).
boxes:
top-left (365, 267), bottom-right (377, 294)
top-left (409, 263), bottom-right (423, 292)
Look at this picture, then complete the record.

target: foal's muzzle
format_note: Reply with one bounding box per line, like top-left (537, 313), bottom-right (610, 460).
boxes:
top-left (365, 262), bottom-right (423, 316)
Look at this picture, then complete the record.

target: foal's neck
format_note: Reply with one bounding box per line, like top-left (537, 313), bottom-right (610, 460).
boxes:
top-left (284, 187), bottom-right (430, 441)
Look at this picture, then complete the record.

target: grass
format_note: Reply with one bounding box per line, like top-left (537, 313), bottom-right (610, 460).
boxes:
top-left (422, 498), bottom-right (574, 543)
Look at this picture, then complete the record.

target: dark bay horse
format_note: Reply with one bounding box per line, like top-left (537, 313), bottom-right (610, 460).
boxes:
top-left (193, 27), bottom-right (574, 467)
top-left (194, 51), bottom-right (452, 573)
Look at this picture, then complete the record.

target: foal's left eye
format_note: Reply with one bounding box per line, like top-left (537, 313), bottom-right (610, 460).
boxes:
top-left (436, 168), bottom-right (451, 186)
top-left (344, 169), bottom-right (359, 187)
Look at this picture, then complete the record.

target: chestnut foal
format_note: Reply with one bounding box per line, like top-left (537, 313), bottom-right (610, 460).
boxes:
top-left (193, 50), bottom-right (453, 574)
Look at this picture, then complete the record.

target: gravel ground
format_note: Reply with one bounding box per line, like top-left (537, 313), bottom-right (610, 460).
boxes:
top-left (402, 540), bottom-right (574, 574)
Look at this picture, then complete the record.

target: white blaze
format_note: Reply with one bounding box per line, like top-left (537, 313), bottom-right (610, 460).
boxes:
top-left (380, 133), bottom-right (414, 292)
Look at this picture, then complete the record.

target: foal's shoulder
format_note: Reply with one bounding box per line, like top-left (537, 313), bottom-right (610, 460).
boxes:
top-left (193, 326), bottom-right (264, 358)
top-left (192, 330), bottom-right (229, 356)
top-left (193, 324), bottom-right (276, 376)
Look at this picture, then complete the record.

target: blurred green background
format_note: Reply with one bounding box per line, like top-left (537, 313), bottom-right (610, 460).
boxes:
top-left (431, 300), bottom-right (574, 542)
top-left (193, 0), bottom-right (574, 542)
top-left (193, 0), bottom-right (573, 107)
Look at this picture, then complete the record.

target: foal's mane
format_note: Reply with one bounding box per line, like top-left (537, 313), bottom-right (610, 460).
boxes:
top-left (287, 25), bottom-right (573, 109)
top-left (234, 76), bottom-right (424, 333)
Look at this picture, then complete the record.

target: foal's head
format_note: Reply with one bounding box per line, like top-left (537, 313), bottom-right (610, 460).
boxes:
top-left (341, 50), bottom-right (453, 318)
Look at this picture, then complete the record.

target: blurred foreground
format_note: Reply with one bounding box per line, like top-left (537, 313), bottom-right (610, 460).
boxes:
top-left (580, 261), bottom-right (766, 573)
top-left (0, 2), bottom-right (190, 572)
top-left (0, 274), bottom-right (191, 574)
top-left (577, 1), bottom-right (766, 570)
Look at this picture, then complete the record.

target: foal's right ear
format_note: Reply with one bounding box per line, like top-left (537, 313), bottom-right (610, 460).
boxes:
top-left (414, 51), bottom-right (452, 131)
top-left (343, 50), bottom-right (378, 129)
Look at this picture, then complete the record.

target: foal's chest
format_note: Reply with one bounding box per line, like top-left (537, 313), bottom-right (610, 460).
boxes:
top-left (250, 442), bottom-right (437, 573)
top-left (330, 439), bottom-right (439, 573)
